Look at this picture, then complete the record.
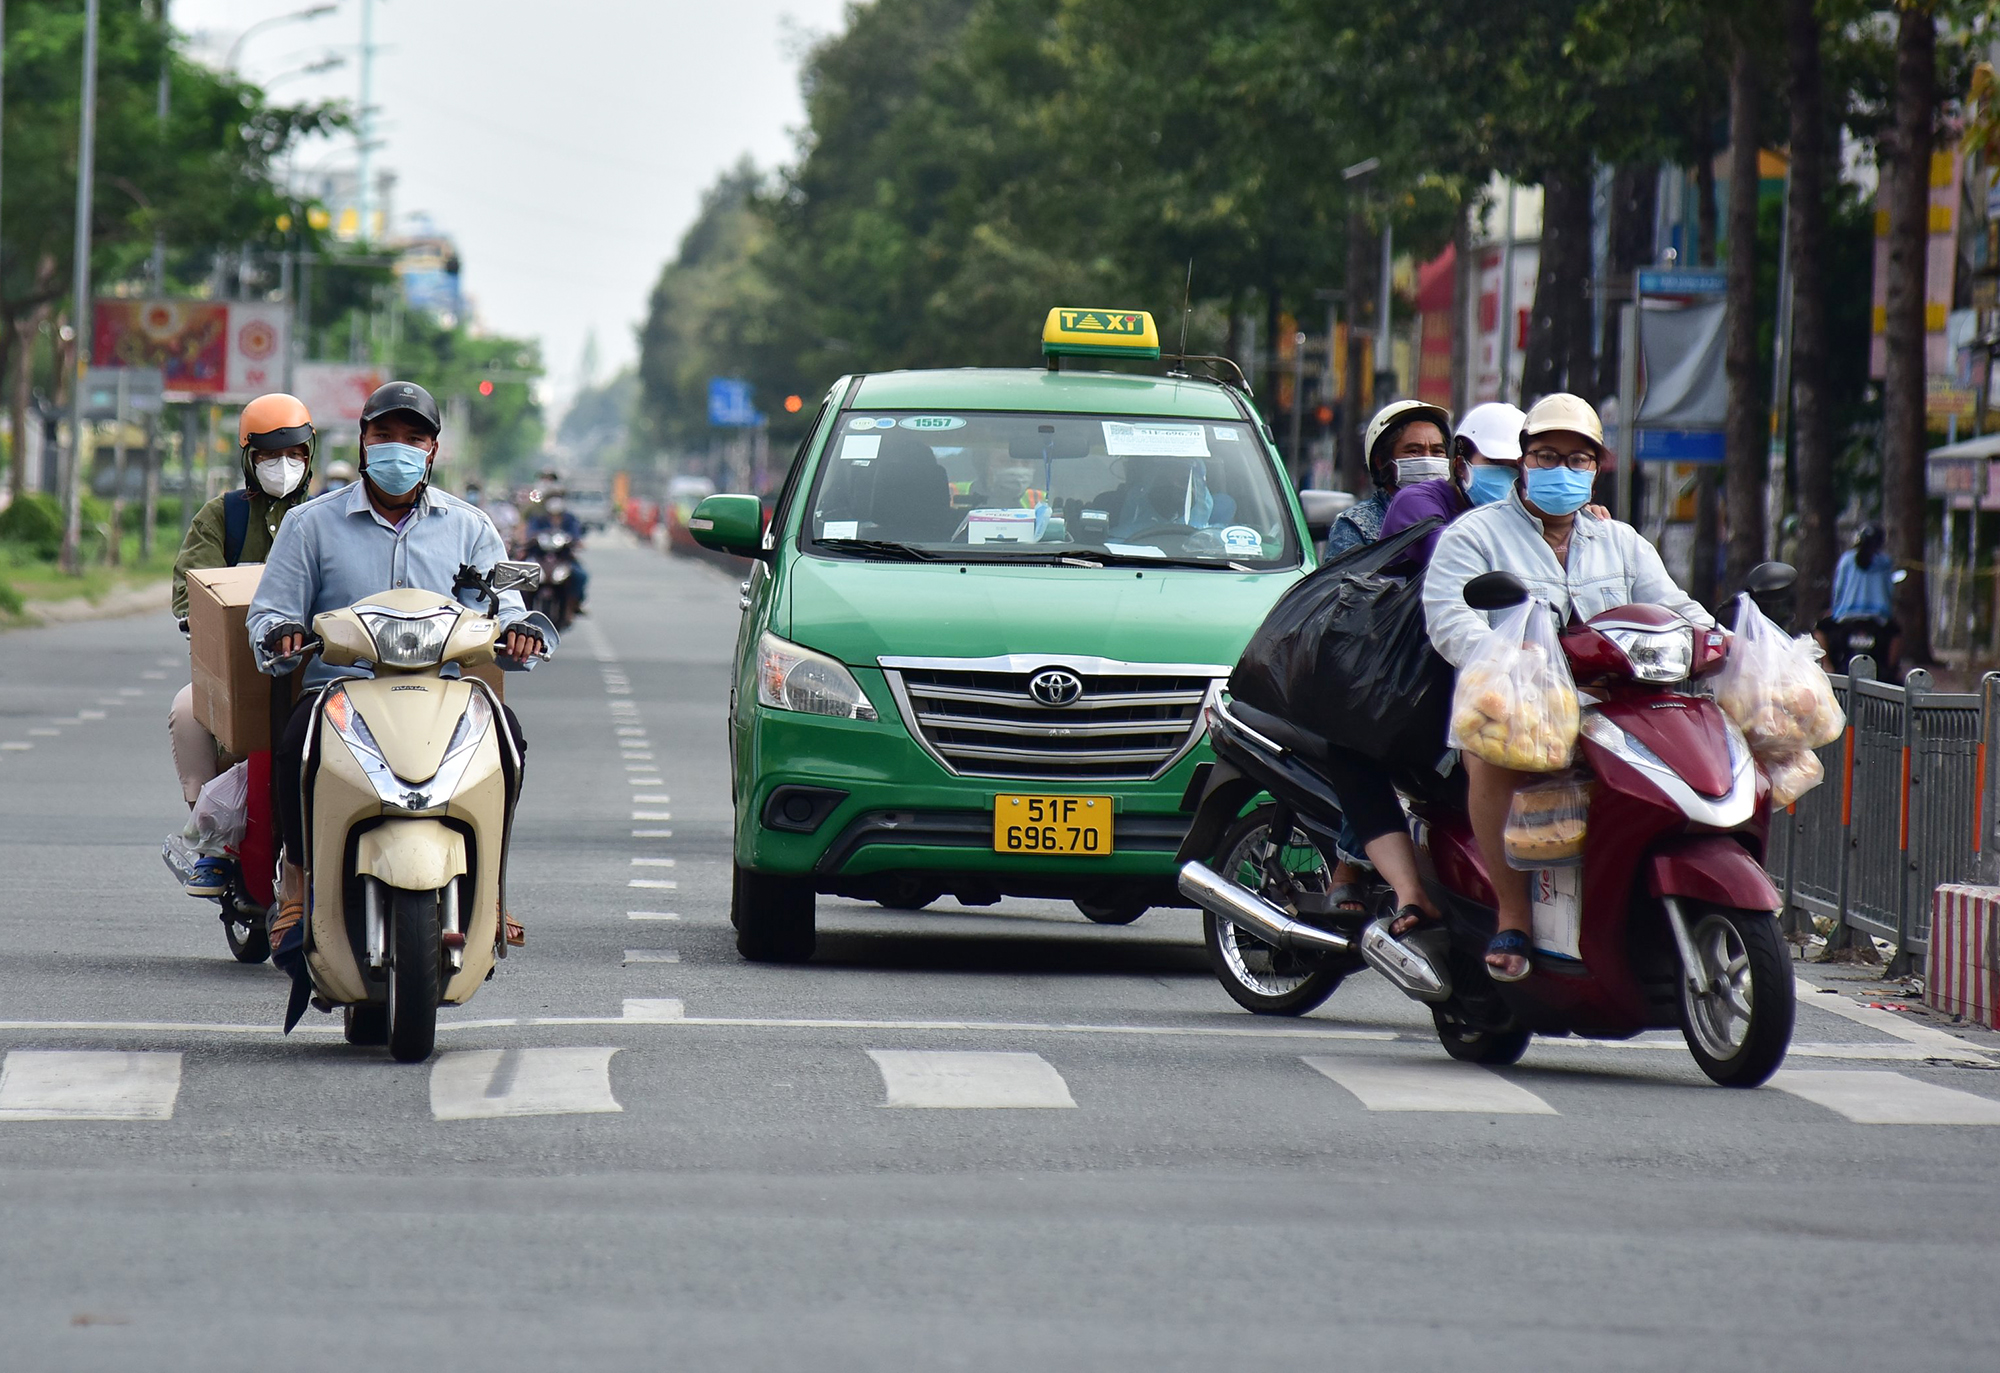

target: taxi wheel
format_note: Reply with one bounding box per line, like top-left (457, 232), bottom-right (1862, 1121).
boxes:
top-left (874, 876), bottom-right (943, 912)
top-left (734, 861), bottom-right (817, 963)
top-left (1076, 898), bottom-right (1147, 926)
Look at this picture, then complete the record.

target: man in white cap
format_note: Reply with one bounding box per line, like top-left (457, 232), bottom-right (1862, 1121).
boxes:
top-left (1325, 399), bottom-right (1453, 558)
top-left (1423, 393), bottom-right (1712, 982)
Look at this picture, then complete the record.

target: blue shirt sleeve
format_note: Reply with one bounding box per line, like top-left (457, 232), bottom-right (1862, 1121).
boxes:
top-left (246, 507), bottom-right (322, 672)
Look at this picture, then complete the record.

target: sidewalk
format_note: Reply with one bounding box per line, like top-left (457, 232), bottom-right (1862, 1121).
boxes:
top-left (9, 578), bottom-right (172, 627)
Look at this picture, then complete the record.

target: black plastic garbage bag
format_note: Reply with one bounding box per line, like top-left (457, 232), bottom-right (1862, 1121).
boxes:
top-left (1227, 516), bottom-right (1452, 766)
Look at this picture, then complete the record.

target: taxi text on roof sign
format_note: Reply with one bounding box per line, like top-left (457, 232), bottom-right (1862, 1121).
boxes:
top-left (1041, 307), bottom-right (1162, 359)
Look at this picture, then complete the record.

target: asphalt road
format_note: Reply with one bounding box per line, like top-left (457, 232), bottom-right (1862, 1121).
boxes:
top-left (4, 534), bottom-right (1999, 1372)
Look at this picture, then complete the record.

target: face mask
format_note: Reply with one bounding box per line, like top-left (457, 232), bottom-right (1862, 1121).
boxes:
top-left (254, 456), bottom-right (306, 498)
top-left (1395, 456), bottom-right (1449, 486)
top-left (1465, 464), bottom-right (1516, 506)
top-left (363, 441), bottom-right (432, 496)
top-left (1524, 465), bottom-right (1595, 516)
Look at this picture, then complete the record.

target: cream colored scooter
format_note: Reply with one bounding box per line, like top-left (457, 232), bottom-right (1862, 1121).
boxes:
top-left (296, 561), bottom-right (543, 1062)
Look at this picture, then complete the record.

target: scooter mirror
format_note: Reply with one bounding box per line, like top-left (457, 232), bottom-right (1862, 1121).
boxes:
top-left (1742, 561), bottom-right (1798, 631)
top-left (490, 560), bottom-right (543, 594)
top-left (1463, 570), bottom-right (1529, 612)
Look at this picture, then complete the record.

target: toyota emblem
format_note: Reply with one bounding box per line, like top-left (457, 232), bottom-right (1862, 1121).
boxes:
top-left (1028, 668), bottom-right (1084, 707)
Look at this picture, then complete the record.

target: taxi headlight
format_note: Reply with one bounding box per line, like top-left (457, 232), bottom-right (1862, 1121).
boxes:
top-left (1601, 625), bottom-right (1695, 683)
top-left (357, 608), bottom-right (457, 669)
top-left (756, 631), bottom-right (877, 721)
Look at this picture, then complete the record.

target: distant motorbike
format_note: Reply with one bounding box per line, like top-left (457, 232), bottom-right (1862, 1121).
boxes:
top-left (526, 529), bottom-right (580, 630)
top-left (1820, 614), bottom-right (1895, 676)
top-left (1178, 565), bottom-right (1801, 1087)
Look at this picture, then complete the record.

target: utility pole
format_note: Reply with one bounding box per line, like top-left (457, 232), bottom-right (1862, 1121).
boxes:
top-left (1377, 224), bottom-right (1394, 397)
top-left (59, 0), bottom-right (102, 576)
top-left (1498, 183), bottom-right (1518, 404)
top-left (357, 0), bottom-right (377, 241)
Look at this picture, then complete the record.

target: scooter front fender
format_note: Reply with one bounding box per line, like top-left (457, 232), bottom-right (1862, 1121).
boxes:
top-left (355, 819), bottom-right (468, 891)
top-left (1645, 835), bottom-right (1780, 912)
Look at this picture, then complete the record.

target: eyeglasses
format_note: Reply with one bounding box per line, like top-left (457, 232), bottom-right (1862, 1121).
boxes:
top-left (1522, 446), bottom-right (1601, 472)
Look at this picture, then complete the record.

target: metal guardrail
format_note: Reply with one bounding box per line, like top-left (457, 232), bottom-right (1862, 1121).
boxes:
top-left (1765, 660), bottom-right (1997, 973)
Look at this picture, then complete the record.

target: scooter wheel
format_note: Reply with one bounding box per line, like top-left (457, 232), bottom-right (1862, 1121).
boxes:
top-left (1202, 806), bottom-right (1348, 1016)
top-left (1676, 905), bottom-right (1795, 1087)
top-left (1431, 1007), bottom-right (1531, 1065)
top-left (223, 900), bottom-right (271, 965)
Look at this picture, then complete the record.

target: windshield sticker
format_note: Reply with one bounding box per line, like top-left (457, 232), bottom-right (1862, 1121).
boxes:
top-left (1219, 525), bottom-right (1264, 557)
top-left (847, 416), bottom-right (878, 430)
top-left (1214, 426), bottom-right (1241, 441)
top-left (1102, 420), bottom-right (1210, 458)
top-left (965, 507), bottom-right (1045, 544)
top-left (839, 434), bottom-right (882, 461)
top-left (898, 415), bottom-right (966, 431)
top-left (821, 520), bottom-right (859, 540)
top-left (1101, 542), bottom-right (1166, 558)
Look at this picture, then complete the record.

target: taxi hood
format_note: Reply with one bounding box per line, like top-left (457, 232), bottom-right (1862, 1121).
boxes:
top-left (784, 555), bottom-right (1298, 668)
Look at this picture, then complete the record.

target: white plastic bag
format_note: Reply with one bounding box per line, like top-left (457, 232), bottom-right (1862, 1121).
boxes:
top-left (1448, 599), bottom-right (1580, 773)
top-left (1761, 748), bottom-right (1826, 809)
top-left (1713, 594), bottom-right (1844, 758)
top-left (185, 760), bottom-right (250, 857)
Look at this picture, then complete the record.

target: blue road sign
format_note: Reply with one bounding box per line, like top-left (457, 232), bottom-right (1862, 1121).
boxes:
top-left (707, 377), bottom-right (757, 427)
top-left (1635, 427), bottom-right (1725, 463)
top-left (1637, 269), bottom-right (1727, 297)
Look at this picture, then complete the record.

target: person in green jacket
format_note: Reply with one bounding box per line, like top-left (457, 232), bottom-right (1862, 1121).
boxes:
top-left (168, 393), bottom-right (317, 896)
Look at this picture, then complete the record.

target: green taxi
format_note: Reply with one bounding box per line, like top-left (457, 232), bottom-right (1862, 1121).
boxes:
top-left (690, 308), bottom-right (1321, 960)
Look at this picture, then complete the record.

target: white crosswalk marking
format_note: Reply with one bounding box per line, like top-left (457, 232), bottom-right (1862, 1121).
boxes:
top-left (429, 1048), bottom-right (622, 1121)
top-left (1768, 1069), bottom-right (2000, 1124)
top-left (0, 1051), bottom-right (182, 1121)
top-left (1302, 1056), bottom-right (1559, 1114)
top-left (867, 1050), bottom-right (1077, 1108)
top-left (623, 998), bottom-right (685, 1021)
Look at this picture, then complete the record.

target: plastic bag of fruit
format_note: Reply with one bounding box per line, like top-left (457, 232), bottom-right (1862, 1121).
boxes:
top-left (1448, 599), bottom-right (1580, 773)
top-left (1713, 593), bottom-right (1844, 757)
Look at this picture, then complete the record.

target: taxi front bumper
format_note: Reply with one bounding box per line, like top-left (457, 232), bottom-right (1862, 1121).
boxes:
top-left (736, 704), bottom-right (1207, 902)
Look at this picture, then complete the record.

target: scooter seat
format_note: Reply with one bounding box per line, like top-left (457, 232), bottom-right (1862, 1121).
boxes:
top-left (1228, 702), bottom-right (1332, 761)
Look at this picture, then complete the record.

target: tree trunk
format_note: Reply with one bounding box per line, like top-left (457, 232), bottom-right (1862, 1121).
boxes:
top-left (1597, 164), bottom-right (1659, 401)
top-left (1724, 42), bottom-right (1767, 596)
top-left (1882, 4), bottom-right (1936, 665)
top-left (1340, 206), bottom-right (1374, 486)
top-left (1788, 0), bottom-right (1836, 625)
top-left (1520, 160), bottom-right (1593, 402)
top-left (1451, 199), bottom-right (1474, 415)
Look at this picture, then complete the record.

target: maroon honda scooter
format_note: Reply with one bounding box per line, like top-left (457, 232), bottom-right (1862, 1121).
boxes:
top-left (1179, 566), bottom-right (1797, 1087)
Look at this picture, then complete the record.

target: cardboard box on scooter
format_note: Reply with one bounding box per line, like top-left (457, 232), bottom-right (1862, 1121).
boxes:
top-left (186, 563), bottom-right (282, 754)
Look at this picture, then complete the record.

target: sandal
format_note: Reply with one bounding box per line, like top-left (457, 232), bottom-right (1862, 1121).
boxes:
top-left (1388, 905), bottom-right (1443, 939)
top-left (1326, 883), bottom-right (1372, 917)
top-left (504, 914), bottom-right (526, 947)
top-left (1485, 929), bottom-right (1533, 983)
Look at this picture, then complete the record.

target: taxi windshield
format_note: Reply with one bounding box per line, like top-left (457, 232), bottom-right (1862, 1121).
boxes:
top-left (805, 411), bottom-right (1300, 568)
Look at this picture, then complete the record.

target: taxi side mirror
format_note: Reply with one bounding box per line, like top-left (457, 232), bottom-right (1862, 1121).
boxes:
top-left (1298, 490), bottom-right (1348, 542)
top-left (689, 494), bottom-right (766, 557)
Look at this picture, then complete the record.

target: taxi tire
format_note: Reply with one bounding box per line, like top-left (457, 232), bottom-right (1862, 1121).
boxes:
top-left (1076, 898), bottom-right (1147, 925)
top-left (733, 861), bottom-right (817, 963)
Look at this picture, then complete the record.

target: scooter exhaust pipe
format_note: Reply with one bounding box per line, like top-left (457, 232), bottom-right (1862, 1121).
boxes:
top-left (1177, 862), bottom-right (1351, 955)
top-left (1358, 919), bottom-right (1452, 1003)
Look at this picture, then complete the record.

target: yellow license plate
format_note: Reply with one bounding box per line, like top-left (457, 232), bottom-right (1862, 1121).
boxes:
top-left (993, 795), bottom-right (1114, 855)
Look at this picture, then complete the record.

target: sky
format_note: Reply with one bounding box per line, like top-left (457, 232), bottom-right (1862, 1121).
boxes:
top-left (175, 0), bottom-right (852, 413)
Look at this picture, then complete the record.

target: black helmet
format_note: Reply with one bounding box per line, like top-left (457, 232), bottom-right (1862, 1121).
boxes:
top-left (1856, 520), bottom-right (1885, 548)
top-left (360, 380), bottom-right (441, 435)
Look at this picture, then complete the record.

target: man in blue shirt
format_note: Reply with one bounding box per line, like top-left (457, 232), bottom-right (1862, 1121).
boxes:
top-left (522, 484), bottom-right (590, 611)
top-left (248, 381), bottom-right (558, 987)
top-left (1819, 521), bottom-right (1900, 672)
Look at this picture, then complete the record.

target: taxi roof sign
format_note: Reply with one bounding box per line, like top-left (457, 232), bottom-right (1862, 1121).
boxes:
top-left (1042, 307), bottom-right (1161, 360)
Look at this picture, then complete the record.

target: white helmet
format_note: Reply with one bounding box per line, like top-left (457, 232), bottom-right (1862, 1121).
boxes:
top-left (1455, 402), bottom-right (1526, 463)
top-left (1363, 399), bottom-right (1453, 467)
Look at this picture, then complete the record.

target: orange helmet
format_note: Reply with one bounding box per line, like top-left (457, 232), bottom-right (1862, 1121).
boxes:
top-left (238, 393), bottom-right (315, 452)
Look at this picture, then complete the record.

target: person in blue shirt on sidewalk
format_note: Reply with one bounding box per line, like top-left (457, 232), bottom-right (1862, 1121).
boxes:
top-left (1818, 521), bottom-right (1901, 672)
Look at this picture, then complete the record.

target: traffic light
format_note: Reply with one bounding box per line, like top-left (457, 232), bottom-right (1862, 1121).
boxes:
top-left (783, 394), bottom-right (804, 413)
top-left (478, 380), bottom-right (494, 397)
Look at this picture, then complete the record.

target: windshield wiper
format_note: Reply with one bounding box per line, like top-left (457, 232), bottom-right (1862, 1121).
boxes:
top-left (817, 538), bottom-right (939, 562)
top-left (1066, 549), bottom-right (1257, 573)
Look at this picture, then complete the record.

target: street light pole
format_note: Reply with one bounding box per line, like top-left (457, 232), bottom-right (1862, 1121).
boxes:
top-left (224, 3), bottom-right (336, 72)
top-left (59, 0), bottom-right (101, 576)
top-left (357, 0), bottom-right (376, 241)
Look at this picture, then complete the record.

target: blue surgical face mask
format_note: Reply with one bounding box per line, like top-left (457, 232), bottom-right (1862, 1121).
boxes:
top-left (1465, 464), bottom-right (1516, 506)
top-left (363, 441), bottom-right (432, 496)
top-left (1523, 465), bottom-right (1595, 516)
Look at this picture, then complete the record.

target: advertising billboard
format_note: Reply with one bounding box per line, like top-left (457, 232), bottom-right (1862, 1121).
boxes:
top-left (93, 300), bottom-right (291, 402)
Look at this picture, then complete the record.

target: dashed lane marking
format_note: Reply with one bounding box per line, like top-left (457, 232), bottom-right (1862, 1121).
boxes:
top-left (628, 911), bottom-right (680, 921)
top-left (623, 950), bottom-right (680, 964)
top-left (429, 1047), bottom-right (623, 1121)
top-left (117, 688), bottom-right (142, 697)
top-left (1303, 1056), bottom-right (1559, 1114)
top-left (632, 829), bottom-right (674, 838)
top-left (1, 742), bottom-right (32, 751)
top-left (629, 879), bottom-right (678, 890)
top-left (631, 858), bottom-right (675, 867)
top-left (28, 728), bottom-right (60, 737)
top-left (78, 710), bottom-right (106, 720)
top-left (868, 1050), bottom-right (1077, 1109)
top-left (0, 1051), bottom-right (182, 1121)
top-left (632, 811), bottom-right (672, 821)
top-left (633, 794), bottom-right (671, 804)
top-left (1768, 1069), bottom-right (2000, 1124)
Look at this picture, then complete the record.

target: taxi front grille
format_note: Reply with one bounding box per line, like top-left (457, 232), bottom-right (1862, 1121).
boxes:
top-left (881, 657), bottom-right (1224, 781)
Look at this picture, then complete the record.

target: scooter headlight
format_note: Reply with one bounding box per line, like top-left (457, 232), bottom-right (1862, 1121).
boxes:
top-left (755, 631), bottom-right (877, 721)
top-left (1600, 625), bottom-right (1695, 683)
top-left (357, 608), bottom-right (458, 669)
